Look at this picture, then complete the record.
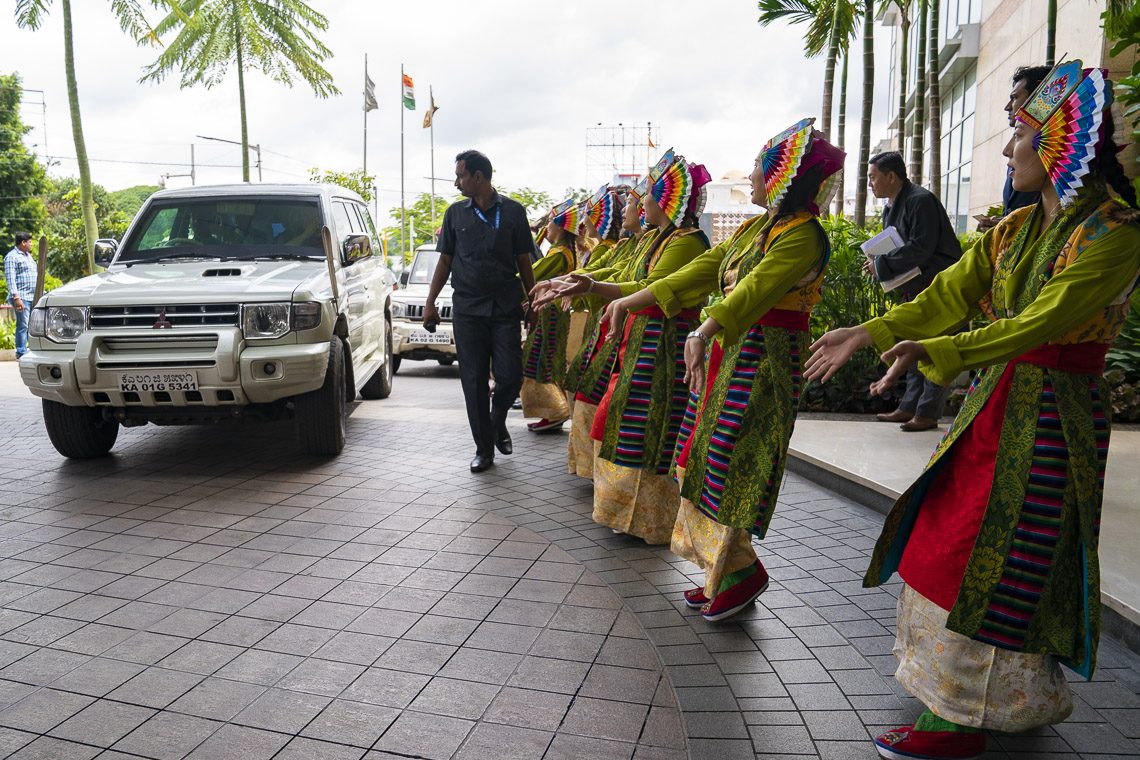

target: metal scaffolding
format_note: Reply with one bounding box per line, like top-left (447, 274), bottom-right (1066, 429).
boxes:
top-left (584, 122), bottom-right (662, 187)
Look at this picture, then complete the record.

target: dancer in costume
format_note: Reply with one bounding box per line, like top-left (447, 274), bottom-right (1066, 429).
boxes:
top-left (540, 150), bottom-right (712, 543)
top-left (520, 199), bottom-right (582, 432)
top-left (601, 121), bottom-right (844, 621)
top-left (806, 62), bottom-right (1140, 760)
top-left (562, 185), bottom-right (641, 478)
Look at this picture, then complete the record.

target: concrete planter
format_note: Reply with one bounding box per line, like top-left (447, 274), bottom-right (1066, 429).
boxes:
top-left (0, 349), bottom-right (16, 362)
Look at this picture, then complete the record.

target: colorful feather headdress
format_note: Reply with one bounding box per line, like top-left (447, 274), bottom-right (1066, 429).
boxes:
top-left (1014, 59), bottom-right (1112, 208)
top-left (549, 197), bottom-right (584, 233)
top-left (586, 184), bottom-right (623, 239)
top-left (761, 118), bottom-right (817, 209)
top-left (647, 149), bottom-right (694, 228)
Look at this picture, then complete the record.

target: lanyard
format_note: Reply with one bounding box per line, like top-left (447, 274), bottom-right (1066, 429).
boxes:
top-left (473, 203), bottom-right (500, 230)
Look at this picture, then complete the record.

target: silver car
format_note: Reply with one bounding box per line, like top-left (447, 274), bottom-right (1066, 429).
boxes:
top-left (390, 245), bottom-right (456, 372)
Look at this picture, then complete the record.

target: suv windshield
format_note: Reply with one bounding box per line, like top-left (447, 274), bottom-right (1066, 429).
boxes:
top-left (118, 197), bottom-right (325, 262)
top-left (408, 250), bottom-right (442, 285)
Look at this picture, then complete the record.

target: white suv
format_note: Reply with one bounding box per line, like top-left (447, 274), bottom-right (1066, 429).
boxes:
top-left (390, 245), bottom-right (456, 372)
top-left (20, 184), bottom-right (395, 458)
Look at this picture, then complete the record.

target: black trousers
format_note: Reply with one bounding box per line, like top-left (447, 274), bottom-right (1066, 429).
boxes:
top-left (899, 365), bottom-right (951, 419)
top-left (452, 311), bottom-right (523, 457)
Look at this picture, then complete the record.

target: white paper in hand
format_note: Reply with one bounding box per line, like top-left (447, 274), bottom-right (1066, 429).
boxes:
top-left (860, 226), bottom-right (905, 257)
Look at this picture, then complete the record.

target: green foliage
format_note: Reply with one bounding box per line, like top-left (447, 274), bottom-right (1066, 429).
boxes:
top-left (1104, 3), bottom-right (1140, 167)
top-left (757, 0), bottom-right (859, 57)
top-left (503, 187), bottom-right (554, 216)
top-left (43, 178), bottom-right (131, 284)
top-left (1106, 297), bottom-right (1140, 422)
top-left (0, 72), bottom-right (50, 247)
top-left (1, 270), bottom-right (65, 304)
top-left (803, 215), bottom-right (903, 412)
top-left (308, 168), bottom-right (375, 202)
top-left (108, 185), bottom-right (161, 217)
top-left (381, 192), bottom-right (456, 262)
top-left (0, 318), bottom-right (14, 351)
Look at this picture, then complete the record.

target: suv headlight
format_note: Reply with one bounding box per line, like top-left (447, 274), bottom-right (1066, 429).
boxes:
top-left (291, 302), bottom-right (321, 331)
top-left (242, 303), bottom-right (291, 339)
top-left (391, 300), bottom-right (408, 319)
top-left (37, 306), bottom-right (87, 343)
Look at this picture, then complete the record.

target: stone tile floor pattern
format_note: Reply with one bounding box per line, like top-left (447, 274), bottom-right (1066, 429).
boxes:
top-left (0, 363), bottom-right (1137, 759)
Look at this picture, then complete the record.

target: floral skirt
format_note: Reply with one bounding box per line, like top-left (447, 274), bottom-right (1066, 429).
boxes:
top-left (521, 378), bottom-right (570, 421)
top-left (894, 584), bottom-right (1073, 732)
top-left (592, 441), bottom-right (679, 545)
top-left (669, 479), bottom-right (756, 599)
top-left (568, 400), bottom-right (598, 478)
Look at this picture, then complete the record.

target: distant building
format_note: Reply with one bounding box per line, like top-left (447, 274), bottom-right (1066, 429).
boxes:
top-left (699, 170), bottom-right (758, 245)
top-left (878, 0), bottom-right (1137, 232)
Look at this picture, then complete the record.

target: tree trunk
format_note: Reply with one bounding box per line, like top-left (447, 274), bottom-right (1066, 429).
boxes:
top-left (62, 0), bottom-right (98, 275)
top-left (896, 4), bottom-right (910, 153)
top-left (820, 0), bottom-right (843, 140)
top-left (927, 0), bottom-right (943, 200)
top-left (909, 0), bottom-right (928, 185)
top-left (1046, 0), bottom-right (1057, 65)
top-left (854, 0), bottom-right (874, 227)
top-left (235, 13), bottom-right (250, 182)
top-left (835, 53), bottom-right (848, 217)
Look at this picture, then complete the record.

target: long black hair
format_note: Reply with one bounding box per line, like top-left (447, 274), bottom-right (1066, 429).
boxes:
top-left (1094, 112), bottom-right (1138, 209)
top-left (756, 163), bottom-right (827, 253)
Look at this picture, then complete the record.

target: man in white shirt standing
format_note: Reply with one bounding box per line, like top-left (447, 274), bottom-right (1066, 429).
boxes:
top-left (4, 232), bottom-right (37, 359)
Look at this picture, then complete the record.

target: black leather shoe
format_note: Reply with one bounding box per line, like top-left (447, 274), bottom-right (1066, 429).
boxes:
top-left (470, 454), bottom-right (494, 473)
top-left (495, 430), bottom-right (513, 456)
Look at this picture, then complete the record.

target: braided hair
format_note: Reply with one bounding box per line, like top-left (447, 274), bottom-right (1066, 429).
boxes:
top-left (1095, 112), bottom-right (1138, 209)
top-left (755, 163), bottom-right (827, 254)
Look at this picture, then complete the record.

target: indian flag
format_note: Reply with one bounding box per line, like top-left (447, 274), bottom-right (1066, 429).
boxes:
top-left (402, 74), bottom-right (415, 110)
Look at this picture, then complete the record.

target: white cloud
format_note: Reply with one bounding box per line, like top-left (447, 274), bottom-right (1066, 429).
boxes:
top-left (4, 0), bottom-right (895, 226)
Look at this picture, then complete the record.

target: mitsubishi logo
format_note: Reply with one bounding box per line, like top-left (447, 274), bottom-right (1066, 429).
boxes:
top-left (153, 308), bottom-right (173, 329)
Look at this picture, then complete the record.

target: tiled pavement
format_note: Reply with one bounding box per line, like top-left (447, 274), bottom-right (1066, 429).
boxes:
top-left (0, 362), bottom-right (1138, 759)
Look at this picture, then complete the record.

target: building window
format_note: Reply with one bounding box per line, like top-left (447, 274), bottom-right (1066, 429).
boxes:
top-left (939, 65), bottom-right (976, 233)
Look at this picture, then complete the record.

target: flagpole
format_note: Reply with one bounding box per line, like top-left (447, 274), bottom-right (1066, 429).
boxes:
top-left (400, 64), bottom-right (406, 264)
top-left (362, 54), bottom-right (368, 177)
top-left (429, 86), bottom-right (436, 244)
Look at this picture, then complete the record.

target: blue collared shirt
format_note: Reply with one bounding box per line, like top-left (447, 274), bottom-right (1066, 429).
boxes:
top-left (4, 247), bottom-right (35, 302)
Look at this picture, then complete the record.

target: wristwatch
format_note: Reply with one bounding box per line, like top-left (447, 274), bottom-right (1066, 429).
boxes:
top-left (686, 330), bottom-right (709, 347)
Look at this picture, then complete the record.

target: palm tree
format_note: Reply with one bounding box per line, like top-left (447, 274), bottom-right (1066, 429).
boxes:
top-left (909, 0), bottom-right (929, 185)
top-left (834, 52), bottom-right (848, 216)
top-left (14, 0), bottom-right (159, 275)
top-left (883, 0), bottom-right (911, 153)
top-left (1045, 0), bottom-right (1057, 65)
top-left (853, 0), bottom-right (874, 227)
top-left (757, 0), bottom-right (858, 140)
top-left (142, 0), bottom-right (339, 182)
top-left (926, 0), bottom-right (942, 200)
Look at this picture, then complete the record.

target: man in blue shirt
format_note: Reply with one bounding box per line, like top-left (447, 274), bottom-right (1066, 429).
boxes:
top-left (4, 232), bottom-right (37, 358)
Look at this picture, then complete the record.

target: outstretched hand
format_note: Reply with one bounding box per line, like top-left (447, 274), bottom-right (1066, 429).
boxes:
top-left (804, 326), bottom-right (873, 383)
top-left (602, 297), bottom-right (633, 344)
top-left (869, 340), bottom-right (929, 397)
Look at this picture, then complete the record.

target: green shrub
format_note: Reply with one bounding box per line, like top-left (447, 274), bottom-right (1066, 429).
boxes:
top-left (0, 319), bottom-right (14, 351)
top-left (803, 215), bottom-right (904, 413)
top-left (1106, 297), bottom-right (1140, 422)
top-left (0, 271), bottom-right (64, 303)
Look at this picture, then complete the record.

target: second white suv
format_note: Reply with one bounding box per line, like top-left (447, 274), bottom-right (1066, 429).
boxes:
top-left (390, 245), bottom-right (456, 372)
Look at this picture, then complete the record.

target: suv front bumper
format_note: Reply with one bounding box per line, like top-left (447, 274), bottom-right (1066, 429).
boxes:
top-left (20, 329), bottom-right (330, 407)
top-left (392, 319), bottom-right (457, 360)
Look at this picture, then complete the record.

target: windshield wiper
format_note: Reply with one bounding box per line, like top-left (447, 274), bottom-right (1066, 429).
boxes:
top-left (235, 253), bottom-right (324, 261)
top-left (125, 252), bottom-right (224, 266)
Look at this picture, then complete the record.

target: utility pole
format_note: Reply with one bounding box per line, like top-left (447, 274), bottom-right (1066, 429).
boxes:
top-left (197, 134), bottom-right (261, 182)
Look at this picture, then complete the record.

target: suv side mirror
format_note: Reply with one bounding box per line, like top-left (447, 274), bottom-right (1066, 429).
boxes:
top-left (399, 270), bottom-right (410, 287)
top-left (341, 234), bottom-right (373, 265)
top-left (93, 239), bottom-right (118, 268)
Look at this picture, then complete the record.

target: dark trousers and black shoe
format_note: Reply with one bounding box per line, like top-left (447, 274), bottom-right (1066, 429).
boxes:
top-left (453, 310), bottom-right (522, 471)
top-left (880, 365), bottom-right (950, 432)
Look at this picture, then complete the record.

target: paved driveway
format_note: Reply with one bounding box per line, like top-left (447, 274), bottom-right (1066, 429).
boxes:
top-left (0, 361), bottom-right (1137, 759)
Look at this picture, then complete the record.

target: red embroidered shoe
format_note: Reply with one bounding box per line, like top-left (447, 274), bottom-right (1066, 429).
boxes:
top-left (527, 418), bottom-right (566, 432)
top-left (874, 726), bottom-right (985, 760)
top-left (700, 563), bottom-right (770, 622)
top-left (683, 587), bottom-right (708, 609)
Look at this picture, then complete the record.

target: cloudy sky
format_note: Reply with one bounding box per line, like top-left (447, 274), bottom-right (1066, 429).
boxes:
top-left (5, 0), bottom-right (892, 226)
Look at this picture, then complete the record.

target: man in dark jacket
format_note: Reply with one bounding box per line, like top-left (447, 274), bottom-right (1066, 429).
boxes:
top-left (867, 151), bottom-right (963, 431)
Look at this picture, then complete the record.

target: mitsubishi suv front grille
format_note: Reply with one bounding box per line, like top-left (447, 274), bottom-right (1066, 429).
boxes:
top-left (89, 304), bottom-right (241, 329)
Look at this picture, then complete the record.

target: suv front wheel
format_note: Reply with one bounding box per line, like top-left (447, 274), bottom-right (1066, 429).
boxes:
top-left (295, 337), bottom-right (346, 455)
top-left (42, 400), bottom-right (120, 459)
top-left (360, 320), bottom-right (394, 400)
